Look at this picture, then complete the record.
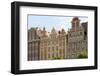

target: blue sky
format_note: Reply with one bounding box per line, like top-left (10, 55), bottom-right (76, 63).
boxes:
top-left (28, 15), bottom-right (88, 32)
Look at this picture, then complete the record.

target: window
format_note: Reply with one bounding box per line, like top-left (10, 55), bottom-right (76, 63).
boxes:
top-left (52, 41), bottom-right (54, 44)
top-left (48, 41), bottom-right (50, 45)
top-left (63, 48), bottom-right (65, 51)
top-left (48, 53), bottom-right (50, 59)
top-left (52, 53), bottom-right (55, 58)
top-left (84, 31), bottom-right (87, 35)
top-left (69, 33), bottom-right (71, 37)
top-left (80, 32), bottom-right (82, 35)
top-left (56, 46), bottom-right (58, 51)
top-left (48, 47), bottom-right (50, 52)
top-left (52, 47), bottom-right (54, 51)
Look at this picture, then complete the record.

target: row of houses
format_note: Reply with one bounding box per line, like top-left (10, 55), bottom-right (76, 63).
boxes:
top-left (28, 17), bottom-right (88, 61)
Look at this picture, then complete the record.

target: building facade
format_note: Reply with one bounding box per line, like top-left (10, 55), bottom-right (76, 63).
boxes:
top-left (67, 17), bottom-right (88, 59)
top-left (28, 17), bottom-right (88, 60)
top-left (39, 27), bottom-right (67, 60)
top-left (28, 28), bottom-right (40, 61)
